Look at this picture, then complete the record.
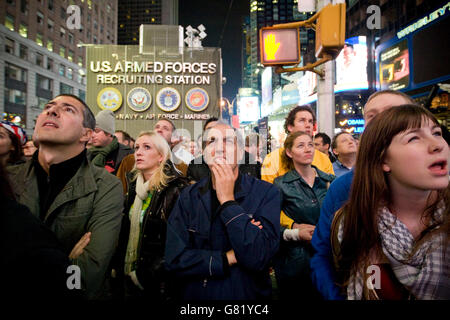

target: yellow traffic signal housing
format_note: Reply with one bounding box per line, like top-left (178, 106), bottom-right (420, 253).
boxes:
top-left (259, 27), bottom-right (300, 66)
top-left (315, 3), bottom-right (346, 58)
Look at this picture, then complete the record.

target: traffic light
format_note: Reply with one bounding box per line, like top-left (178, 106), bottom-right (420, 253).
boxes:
top-left (315, 3), bottom-right (346, 58)
top-left (259, 27), bottom-right (300, 66)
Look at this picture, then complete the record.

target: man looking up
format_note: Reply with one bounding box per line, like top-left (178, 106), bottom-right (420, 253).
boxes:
top-left (88, 110), bottom-right (133, 174)
top-left (165, 122), bottom-right (280, 299)
top-left (331, 132), bottom-right (358, 178)
top-left (186, 117), bottom-right (261, 182)
top-left (8, 94), bottom-right (124, 299)
top-left (310, 89), bottom-right (417, 300)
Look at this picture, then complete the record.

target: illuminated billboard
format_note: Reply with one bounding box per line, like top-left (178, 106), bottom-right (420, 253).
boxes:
top-left (379, 39), bottom-right (410, 91)
top-left (376, 3), bottom-right (450, 92)
top-left (261, 67), bottom-right (272, 117)
top-left (238, 96), bottom-right (259, 123)
top-left (335, 36), bottom-right (368, 91)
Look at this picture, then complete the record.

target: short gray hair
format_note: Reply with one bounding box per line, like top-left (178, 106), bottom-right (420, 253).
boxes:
top-left (201, 120), bottom-right (244, 150)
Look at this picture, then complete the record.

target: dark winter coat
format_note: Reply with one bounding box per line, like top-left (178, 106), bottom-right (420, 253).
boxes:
top-left (273, 167), bottom-right (334, 280)
top-left (165, 173), bottom-right (280, 300)
top-left (186, 152), bottom-right (261, 182)
top-left (114, 161), bottom-right (189, 299)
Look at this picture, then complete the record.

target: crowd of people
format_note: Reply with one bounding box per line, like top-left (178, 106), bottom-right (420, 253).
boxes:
top-left (0, 89), bottom-right (448, 302)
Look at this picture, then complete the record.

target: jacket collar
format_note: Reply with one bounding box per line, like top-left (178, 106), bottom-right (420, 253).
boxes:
top-left (45, 156), bottom-right (98, 221)
top-left (197, 170), bottom-right (249, 217)
top-left (12, 152), bottom-right (98, 222)
top-left (198, 170), bottom-right (245, 198)
top-left (126, 159), bottom-right (180, 186)
top-left (283, 165), bottom-right (334, 183)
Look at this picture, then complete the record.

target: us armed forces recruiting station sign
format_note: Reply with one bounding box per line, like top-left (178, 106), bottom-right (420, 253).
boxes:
top-left (86, 45), bottom-right (221, 137)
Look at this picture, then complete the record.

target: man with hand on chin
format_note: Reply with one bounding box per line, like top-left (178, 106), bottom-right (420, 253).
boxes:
top-left (165, 122), bottom-right (280, 300)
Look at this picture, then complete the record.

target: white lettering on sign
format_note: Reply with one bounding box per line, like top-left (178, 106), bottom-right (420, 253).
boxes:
top-left (91, 60), bottom-right (216, 85)
top-left (90, 61), bottom-right (217, 75)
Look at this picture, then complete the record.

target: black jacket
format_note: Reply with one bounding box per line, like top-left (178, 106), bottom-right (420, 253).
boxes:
top-left (1, 196), bottom-right (76, 302)
top-left (187, 152), bottom-right (261, 182)
top-left (108, 143), bottom-right (134, 174)
top-left (114, 161), bottom-right (189, 299)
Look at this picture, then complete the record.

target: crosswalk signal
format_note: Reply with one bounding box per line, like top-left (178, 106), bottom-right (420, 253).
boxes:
top-left (259, 27), bottom-right (300, 66)
top-left (315, 3), bottom-right (346, 58)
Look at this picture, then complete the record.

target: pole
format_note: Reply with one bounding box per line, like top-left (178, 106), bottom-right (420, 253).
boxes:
top-left (316, 0), bottom-right (335, 139)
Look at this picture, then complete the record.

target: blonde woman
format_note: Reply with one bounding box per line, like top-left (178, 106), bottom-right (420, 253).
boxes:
top-left (114, 131), bottom-right (188, 301)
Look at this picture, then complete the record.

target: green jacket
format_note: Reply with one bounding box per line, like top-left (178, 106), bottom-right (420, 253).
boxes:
top-left (273, 166), bottom-right (335, 279)
top-left (7, 156), bottom-right (124, 300)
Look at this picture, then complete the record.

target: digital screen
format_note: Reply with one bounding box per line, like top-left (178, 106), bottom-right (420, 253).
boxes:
top-left (335, 36), bottom-right (369, 91)
top-left (413, 16), bottom-right (450, 84)
top-left (238, 96), bottom-right (259, 122)
top-left (379, 39), bottom-right (410, 91)
top-left (261, 67), bottom-right (273, 117)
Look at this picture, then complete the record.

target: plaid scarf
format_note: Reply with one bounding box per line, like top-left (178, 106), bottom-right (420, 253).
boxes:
top-left (341, 204), bottom-right (449, 300)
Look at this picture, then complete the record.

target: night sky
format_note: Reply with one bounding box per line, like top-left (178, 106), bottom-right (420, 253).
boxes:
top-left (179, 0), bottom-right (250, 101)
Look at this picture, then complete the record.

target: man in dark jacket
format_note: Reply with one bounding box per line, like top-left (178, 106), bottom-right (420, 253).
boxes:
top-left (88, 109), bottom-right (133, 174)
top-left (165, 122), bottom-right (280, 300)
top-left (187, 118), bottom-right (261, 181)
top-left (8, 94), bottom-right (123, 300)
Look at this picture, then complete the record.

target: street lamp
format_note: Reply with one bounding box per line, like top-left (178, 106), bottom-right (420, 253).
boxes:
top-left (220, 97), bottom-right (238, 126)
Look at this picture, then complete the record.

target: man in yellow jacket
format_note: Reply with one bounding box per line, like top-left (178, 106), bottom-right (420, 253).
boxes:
top-left (261, 105), bottom-right (334, 228)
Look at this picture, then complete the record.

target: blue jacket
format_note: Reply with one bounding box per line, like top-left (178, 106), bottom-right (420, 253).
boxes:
top-left (164, 174), bottom-right (280, 300)
top-left (310, 169), bottom-right (354, 300)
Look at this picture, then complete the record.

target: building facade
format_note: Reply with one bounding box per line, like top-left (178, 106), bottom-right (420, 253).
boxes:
top-left (0, 0), bottom-right (118, 134)
top-left (246, 0), bottom-right (315, 94)
top-left (117, 0), bottom-right (178, 44)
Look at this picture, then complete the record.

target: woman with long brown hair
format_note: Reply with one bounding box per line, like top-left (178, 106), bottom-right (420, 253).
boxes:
top-left (332, 104), bottom-right (449, 300)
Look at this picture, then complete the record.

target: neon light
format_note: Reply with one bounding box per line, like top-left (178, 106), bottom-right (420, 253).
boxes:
top-left (397, 2), bottom-right (450, 39)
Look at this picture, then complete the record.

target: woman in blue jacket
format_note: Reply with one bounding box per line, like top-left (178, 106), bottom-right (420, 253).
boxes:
top-left (273, 131), bottom-right (334, 300)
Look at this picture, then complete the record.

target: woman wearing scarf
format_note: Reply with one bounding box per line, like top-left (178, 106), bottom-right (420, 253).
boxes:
top-left (273, 131), bottom-right (334, 300)
top-left (113, 131), bottom-right (188, 301)
top-left (331, 105), bottom-right (450, 300)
